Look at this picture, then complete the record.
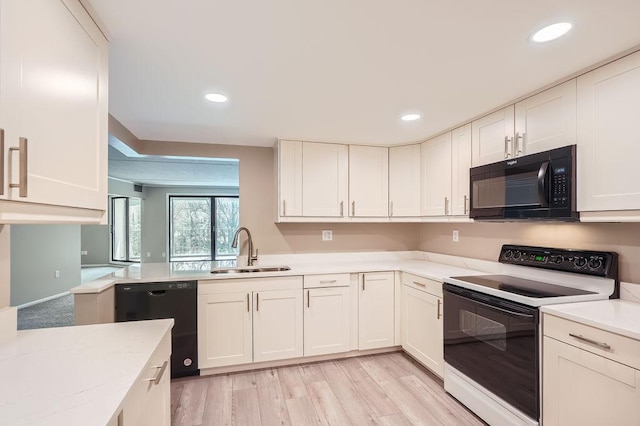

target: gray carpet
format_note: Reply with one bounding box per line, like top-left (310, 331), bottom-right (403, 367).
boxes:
top-left (17, 266), bottom-right (123, 330)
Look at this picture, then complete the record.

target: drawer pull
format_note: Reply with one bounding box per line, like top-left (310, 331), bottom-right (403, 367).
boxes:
top-left (437, 299), bottom-right (441, 319)
top-left (412, 281), bottom-right (426, 287)
top-left (319, 280), bottom-right (337, 284)
top-left (307, 290), bottom-right (310, 308)
top-left (145, 360), bottom-right (169, 385)
top-left (569, 333), bottom-right (611, 350)
top-left (9, 137), bottom-right (27, 197)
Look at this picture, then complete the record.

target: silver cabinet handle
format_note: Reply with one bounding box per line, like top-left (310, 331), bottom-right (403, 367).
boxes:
top-left (437, 299), bottom-right (441, 319)
top-left (145, 360), bottom-right (169, 385)
top-left (352, 201), bottom-right (355, 216)
top-left (307, 290), bottom-right (310, 308)
top-left (0, 128), bottom-right (4, 195)
top-left (515, 132), bottom-right (524, 157)
top-left (256, 293), bottom-right (259, 311)
top-left (340, 201), bottom-right (344, 217)
top-left (390, 201), bottom-right (394, 217)
top-left (362, 275), bottom-right (365, 291)
top-left (569, 333), bottom-right (611, 349)
top-left (282, 200), bottom-right (286, 216)
top-left (444, 197), bottom-right (449, 215)
top-left (9, 137), bottom-right (27, 197)
top-left (463, 195), bottom-right (468, 214)
top-left (319, 280), bottom-right (337, 284)
top-left (413, 281), bottom-right (426, 287)
top-left (504, 136), bottom-right (512, 159)
top-left (247, 293), bottom-right (250, 312)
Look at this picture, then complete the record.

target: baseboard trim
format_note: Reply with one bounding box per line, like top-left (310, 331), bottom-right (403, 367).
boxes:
top-left (16, 291), bottom-right (70, 310)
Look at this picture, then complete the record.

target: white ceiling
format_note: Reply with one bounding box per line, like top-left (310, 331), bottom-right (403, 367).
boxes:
top-left (85, 0), bottom-right (640, 148)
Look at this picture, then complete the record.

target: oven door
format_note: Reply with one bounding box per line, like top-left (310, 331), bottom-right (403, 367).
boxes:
top-left (443, 283), bottom-right (539, 420)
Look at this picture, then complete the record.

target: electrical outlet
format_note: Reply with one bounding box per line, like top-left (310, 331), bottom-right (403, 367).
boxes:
top-left (162, 252), bottom-right (166, 258)
top-left (147, 252), bottom-right (151, 257)
top-left (453, 229), bottom-right (459, 242)
top-left (322, 230), bottom-right (333, 241)
top-left (54, 270), bottom-right (60, 278)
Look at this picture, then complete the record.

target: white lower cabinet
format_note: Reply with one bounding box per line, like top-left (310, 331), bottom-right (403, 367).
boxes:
top-left (303, 283), bottom-right (351, 357)
top-left (543, 314), bottom-right (640, 425)
top-left (198, 277), bottom-right (303, 369)
top-left (400, 273), bottom-right (443, 377)
top-left (358, 271), bottom-right (395, 350)
top-left (116, 327), bottom-right (171, 426)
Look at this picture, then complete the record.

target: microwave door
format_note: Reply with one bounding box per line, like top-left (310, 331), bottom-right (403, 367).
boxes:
top-left (504, 162), bottom-right (549, 208)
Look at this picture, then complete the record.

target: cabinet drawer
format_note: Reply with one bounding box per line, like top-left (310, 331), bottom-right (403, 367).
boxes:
top-left (543, 314), bottom-right (640, 370)
top-left (304, 273), bottom-right (350, 289)
top-left (401, 272), bottom-right (442, 297)
top-left (121, 328), bottom-right (171, 425)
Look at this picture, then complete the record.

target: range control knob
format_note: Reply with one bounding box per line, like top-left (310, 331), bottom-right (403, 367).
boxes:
top-left (588, 258), bottom-right (603, 270)
top-left (552, 255), bottom-right (564, 264)
top-left (574, 257), bottom-right (587, 268)
top-left (513, 251), bottom-right (522, 260)
top-left (504, 250), bottom-right (513, 259)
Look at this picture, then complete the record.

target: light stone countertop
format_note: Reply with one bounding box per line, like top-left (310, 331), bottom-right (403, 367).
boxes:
top-left (0, 319), bottom-right (173, 425)
top-left (541, 300), bottom-right (640, 341)
top-left (71, 252), bottom-right (489, 294)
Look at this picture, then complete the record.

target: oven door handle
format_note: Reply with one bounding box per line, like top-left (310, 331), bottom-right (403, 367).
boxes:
top-left (485, 302), bottom-right (536, 319)
top-left (537, 161), bottom-right (550, 207)
top-left (445, 286), bottom-right (537, 320)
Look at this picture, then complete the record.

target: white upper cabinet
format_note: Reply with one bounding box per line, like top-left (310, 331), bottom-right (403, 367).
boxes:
top-left (514, 80), bottom-right (576, 157)
top-left (421, 133), bottom-right (452, 217)
top-left (349, 145), bottom-right (389, 217)
top-left (471, 105), bottom-right (515, 167)
top-left (388, 144), bottom-right (421, 218)
top-left (0, 0), bottom-right (108, 223)
top-left (450, 124), bottom-right (472, 216)
top-left (277, 140), bottom-right (303, 218)
top-left (302, 141), bottom-right (348, 217)
top-left (577, 51), bottom-right (640, 213)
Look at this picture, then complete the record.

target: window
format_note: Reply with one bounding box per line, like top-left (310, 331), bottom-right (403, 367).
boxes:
top-left (111, 197), bottom-right (141, 262)
top-left (169, 196), bottom-right (239, 261)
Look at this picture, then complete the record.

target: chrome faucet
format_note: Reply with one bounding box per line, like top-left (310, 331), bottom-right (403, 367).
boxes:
top-left (231, 227), bottom-right (258, 266)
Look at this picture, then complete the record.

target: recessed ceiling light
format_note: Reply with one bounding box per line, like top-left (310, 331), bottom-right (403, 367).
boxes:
top-left (401, 113), bottom-right (421, 122)
top-left (531, 22), bottom-right (572, 43)
top-left (205, 93), bottom-right (228, 103)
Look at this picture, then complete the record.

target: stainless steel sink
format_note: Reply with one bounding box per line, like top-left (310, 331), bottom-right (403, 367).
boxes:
top-left (210, 266), bottom-right (291, 274)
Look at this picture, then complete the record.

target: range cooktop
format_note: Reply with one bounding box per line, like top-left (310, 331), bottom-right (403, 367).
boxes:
top-left (449, 274), bottom-right (595, 298)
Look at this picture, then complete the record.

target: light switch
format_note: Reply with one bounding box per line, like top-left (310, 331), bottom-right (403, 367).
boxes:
top-left (453, 229), bottom-right (459, 242)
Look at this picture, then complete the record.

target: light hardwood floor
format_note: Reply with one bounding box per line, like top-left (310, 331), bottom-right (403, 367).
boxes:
top-left (171, 352), bottom-right (486, 425)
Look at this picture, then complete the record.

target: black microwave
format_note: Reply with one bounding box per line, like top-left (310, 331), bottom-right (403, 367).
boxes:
top-left (469, 145), bottom-right (578, 221)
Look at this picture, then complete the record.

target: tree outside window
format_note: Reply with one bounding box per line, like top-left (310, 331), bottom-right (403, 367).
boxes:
top-left (169, 196), bottom-right (239, 261)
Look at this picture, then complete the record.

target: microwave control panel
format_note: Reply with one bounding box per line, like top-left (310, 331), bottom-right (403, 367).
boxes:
top-left (550, 158), bottom-right (570, 207)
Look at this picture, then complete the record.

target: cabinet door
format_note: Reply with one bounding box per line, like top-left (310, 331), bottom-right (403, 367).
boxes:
top-left (359, 272), bottom-right (395, 350)
top-left (253, 289), bottom-right (303, 362)
top-left (577, 51), bottom-right (640, 212)
top-left (421, 133), bottom-right (452, 216)
top-left (450, 124), bottom-right (472, 216)
top-left (401, 285), bottom-right (443, 377)
top-left (389, 144), bottom-right (421, 217)
top-left (515, 80), bottom-right (576, 157)
top-left (471, 106), bottom-right (515, 166)
top-left (302, 142), bottom-right (348, 217)
top-left (277, 140), bottom-right (303, 218)
top-left (543, 336), bottom-right (640, 426)
top-left (1, 0), bottom-right (107, 210)
top-left (349, 145), bottom-right (389, 217)
top-left (197, 292), bottom-right (253, 368)
top-left (304, 286), bottom-right (350, 356)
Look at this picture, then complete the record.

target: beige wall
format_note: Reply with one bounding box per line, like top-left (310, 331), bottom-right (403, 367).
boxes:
top-left (418, 222), bottom-right (640, 284)
top-left (135, 139), bottom-right (419, 254)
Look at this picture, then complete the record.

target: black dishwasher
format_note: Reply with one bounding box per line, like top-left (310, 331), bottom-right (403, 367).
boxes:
top-left (115, 281), bottom-right (198, 378)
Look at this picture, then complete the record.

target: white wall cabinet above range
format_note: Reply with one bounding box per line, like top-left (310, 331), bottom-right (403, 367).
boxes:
top-left (421, 124), bottom-right (471, 219)
top-left (0, 0), bottom-right (108, 224)
top-left (577, 50), bottom-right (640, 219)
top-left (471, 82), bottom-right (576, 167)
top-left (388, 144), bottom-right (421, 218)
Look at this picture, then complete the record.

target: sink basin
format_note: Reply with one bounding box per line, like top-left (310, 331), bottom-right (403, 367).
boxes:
top-left (211, 266), bottom-right (291, 274)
